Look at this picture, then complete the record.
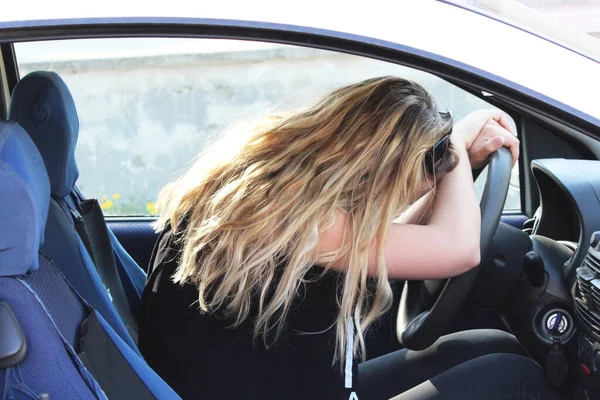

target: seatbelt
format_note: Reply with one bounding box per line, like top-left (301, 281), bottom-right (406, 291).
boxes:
top-left (79, 311), bottom-right (155, 400)
top-left (76, 199), bottom-right (139, 343)
top-left (54, 193), bottom-right (97, 267)
top-left (71, 187), bottom-right (144, 315)
top-left (26, 257), bottom-right (156, 400)
top-left (16, 273), bottom-right (108, 400)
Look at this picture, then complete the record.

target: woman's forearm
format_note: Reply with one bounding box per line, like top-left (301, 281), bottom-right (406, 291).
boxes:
top-left (427, 142), bottom-right (481, 266)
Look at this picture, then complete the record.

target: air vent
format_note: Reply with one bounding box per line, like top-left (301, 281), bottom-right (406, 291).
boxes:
top-left (584, 249), bottom-right (600, 275)
top-left (576, 244), bottom-right (600, 340)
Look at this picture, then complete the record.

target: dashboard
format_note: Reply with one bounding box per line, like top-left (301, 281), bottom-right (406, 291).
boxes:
top-left (517, 158), bottom-right (600, 398)
top-left (531, 158), bottom-right (600, 269)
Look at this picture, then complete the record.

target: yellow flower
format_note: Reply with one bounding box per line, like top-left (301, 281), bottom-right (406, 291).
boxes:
top-left (147, 202), bottom-right (157, 216)
top-left (112, 193), bottom-right (121, 200)
top-left (100, 200), bottom-right (114, 210)
top-left (101, 196), bottom-right (108, 202)
top-left (100, 200), bottom-right (113, 210)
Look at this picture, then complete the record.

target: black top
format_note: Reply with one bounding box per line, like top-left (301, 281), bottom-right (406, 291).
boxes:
top-left (138, 225), bottom-right (359, 400)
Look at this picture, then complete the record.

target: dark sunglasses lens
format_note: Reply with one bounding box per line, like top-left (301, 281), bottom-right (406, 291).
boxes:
top-left (425, 134), bottom-right (450, 174)
top-left (425, 111), bottom-right (452, 175)
top-left (433, 135), bottom-right (450, 161)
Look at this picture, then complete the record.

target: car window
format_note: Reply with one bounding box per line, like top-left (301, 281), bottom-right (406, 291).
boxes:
top-left (14, 38), bottom-right (521, 216)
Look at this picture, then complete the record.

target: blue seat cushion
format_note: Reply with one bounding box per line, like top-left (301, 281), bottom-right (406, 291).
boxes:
top-left (0, 275), bottom-right (104, 399)
top-left (0, 122), bottom-right (50, 276)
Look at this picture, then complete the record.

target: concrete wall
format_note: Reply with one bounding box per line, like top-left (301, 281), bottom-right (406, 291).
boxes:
top-left (17, 41), bottom-right (520, 215)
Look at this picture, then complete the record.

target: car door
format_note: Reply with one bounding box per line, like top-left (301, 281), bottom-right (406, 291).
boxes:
top-left (5, 14), bottom-right (598, 362)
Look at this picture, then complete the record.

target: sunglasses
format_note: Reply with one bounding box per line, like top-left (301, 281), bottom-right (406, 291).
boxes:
top-left (424, 111), bottom-right (453, 175)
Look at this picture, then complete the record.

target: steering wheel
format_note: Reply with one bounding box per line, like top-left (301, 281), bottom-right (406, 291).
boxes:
top-left (396, 147), bottom-right (513, 350)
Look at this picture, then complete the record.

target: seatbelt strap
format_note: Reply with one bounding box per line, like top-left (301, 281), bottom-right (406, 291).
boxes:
top-left (77, 199), bottom-right (139, 342)
top-left (71, 187), bottom-right (144, 315)
top-left (54, 194), bottom-right (96, 267)
top-left (58, 189), bottom-right (140, 342)
top-left (16, 276), bottom-right (107, 400)
top-left (74, 221), bottom-right (97, 265)
top-left (79, 311), bottom-right (155, 400)
top-left (30, 256), bottom-right (154, 400)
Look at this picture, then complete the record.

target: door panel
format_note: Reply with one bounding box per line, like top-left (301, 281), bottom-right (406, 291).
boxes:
top-left (108, 215), bottom-right (529, 273)
top-left (501, 214), bottom-right (528, 229)
top-left (108, 220), bottom-right (156, 272)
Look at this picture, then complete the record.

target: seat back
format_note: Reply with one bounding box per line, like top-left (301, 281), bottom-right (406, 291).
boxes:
top-left (0, 121), bottom-right (104, 399)
top-left (0, 121), bottom-right (180, 400)
top-left (9, 71), bottom-right (142, 350)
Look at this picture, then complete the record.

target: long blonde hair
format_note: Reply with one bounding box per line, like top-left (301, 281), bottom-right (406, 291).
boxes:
top-left (155, 76), bottom-right (456, 365)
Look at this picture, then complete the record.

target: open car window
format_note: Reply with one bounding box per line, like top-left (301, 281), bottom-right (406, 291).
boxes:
top-left (14, 38), bottom-right (521, 216)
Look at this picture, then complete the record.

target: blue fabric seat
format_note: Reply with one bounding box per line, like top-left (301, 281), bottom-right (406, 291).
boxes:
top-left (9, 71), bottom-right (146, 350)
top-left (0, 121), bottom-right (180, 399)
top-left (0, 121), bottom-right (105, 399)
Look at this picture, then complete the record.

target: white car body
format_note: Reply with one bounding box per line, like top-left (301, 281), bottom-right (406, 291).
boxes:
top-left (2, 0), bottom-right (599, 122)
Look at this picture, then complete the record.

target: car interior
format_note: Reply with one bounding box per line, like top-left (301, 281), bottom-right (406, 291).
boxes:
top-left (1, 29), bottom-right (600, 400)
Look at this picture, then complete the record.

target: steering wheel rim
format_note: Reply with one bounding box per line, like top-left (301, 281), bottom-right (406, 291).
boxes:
top-left (396, 146), bottom-right (513, 350)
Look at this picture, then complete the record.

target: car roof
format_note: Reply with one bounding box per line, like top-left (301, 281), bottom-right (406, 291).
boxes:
top-left (2, 0), bottom-right (599, 123)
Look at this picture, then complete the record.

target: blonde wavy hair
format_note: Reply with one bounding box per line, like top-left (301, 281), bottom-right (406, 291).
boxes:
top-left (155, 76), bottom-right (457, 365)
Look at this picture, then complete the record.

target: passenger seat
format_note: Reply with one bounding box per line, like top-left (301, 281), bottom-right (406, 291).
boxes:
top-left (9, 71), bottom-right (145, 349)
top-left (0, 121), bottom-right (180, 399)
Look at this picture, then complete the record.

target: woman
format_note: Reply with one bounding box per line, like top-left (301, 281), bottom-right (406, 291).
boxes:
top-left (139, 77), bottom-right (557, 399)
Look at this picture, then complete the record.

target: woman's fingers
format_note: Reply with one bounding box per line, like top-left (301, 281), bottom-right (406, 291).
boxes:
top-left (473, 109), bottom-right (516, 135)
top-left (486, 136), bottom-right (506, 153)
top-left (487, 111), bottom-right (516, 135)
top-left (468, 120), bottom-right (520, 168)
top-left (470, 136), bottom-right (503, 168)
top-left (453, 109), bottom-right (516, 150)
top-left (484, 120), bottom-right (520, 165)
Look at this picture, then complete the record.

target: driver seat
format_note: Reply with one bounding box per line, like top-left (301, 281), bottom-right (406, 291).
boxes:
top-left (0, 121), bottom-right (180, 399)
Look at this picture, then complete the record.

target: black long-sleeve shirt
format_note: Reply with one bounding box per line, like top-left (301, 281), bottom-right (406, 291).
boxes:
top-left (138, 225), bottom-right (358, 399)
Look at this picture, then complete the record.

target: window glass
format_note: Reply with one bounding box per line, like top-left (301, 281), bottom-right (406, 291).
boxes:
top-left (15, 38), bottom-right (520, 216)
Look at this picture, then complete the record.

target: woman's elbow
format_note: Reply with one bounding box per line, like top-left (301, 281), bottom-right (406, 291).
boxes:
top-left (454, 242), bottom-right (481, 275)
top-left (442, 235), bottom-right (480, 276)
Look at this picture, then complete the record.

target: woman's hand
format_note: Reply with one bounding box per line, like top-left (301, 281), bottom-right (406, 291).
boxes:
top-left (468, 119), bottom-right (520, 169)
top-left (452, 109), bottom-right (519, 168)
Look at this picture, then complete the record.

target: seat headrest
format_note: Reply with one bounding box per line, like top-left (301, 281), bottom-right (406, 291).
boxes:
top-left (0, 122), bottom-right (50, 276)
top-left (9, 71), bottom-right (79, 198)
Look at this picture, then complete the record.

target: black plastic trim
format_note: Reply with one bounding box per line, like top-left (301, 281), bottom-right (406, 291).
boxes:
top-left (0, 43), bottom-right (17, 118)
top-left (0, 301), bottom-right (27, 368)
top-left (0, 43), bottom-right (18, 95)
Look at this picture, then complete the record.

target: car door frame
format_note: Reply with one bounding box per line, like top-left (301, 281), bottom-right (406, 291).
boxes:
top-left (1, 17), bottom-right (598, 268)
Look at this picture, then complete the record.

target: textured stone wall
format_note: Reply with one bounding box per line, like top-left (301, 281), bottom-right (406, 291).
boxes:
top-left (18, 43), bottom-right (520, 214)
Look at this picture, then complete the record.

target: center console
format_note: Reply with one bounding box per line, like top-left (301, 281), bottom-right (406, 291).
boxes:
top-left (575, 233), bottom-right (600, 398)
